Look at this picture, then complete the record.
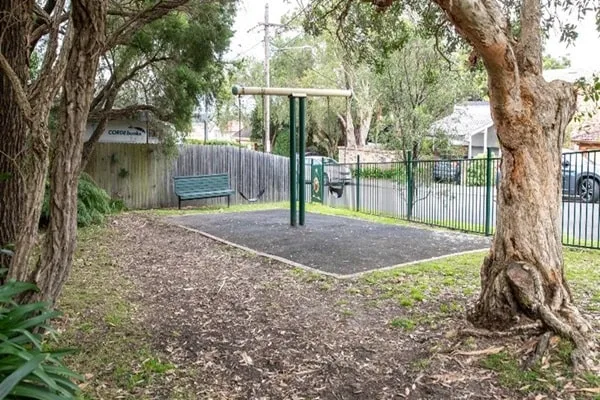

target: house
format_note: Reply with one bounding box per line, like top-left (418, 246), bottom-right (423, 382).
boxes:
top-left (572, 114), bottom-right (600, 151)
top-left (432, 68), bottom-right (599, 158)
top-left (431, 101), bottom-right (500, 158)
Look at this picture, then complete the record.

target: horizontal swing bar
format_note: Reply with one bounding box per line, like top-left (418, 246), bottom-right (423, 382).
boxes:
top-left (232, 85), bottom-right (352, 98)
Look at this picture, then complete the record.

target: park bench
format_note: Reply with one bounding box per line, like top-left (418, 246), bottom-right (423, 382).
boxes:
top-left (173, 174), bottom-right (235, 209)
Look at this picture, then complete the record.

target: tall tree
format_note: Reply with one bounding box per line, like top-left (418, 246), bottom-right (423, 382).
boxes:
top-left (84, 0), bottom-right (235, 166)
top-left (332, 0), bottom-right (598, 367)
top-left (0, 0), bottom-right (235, 304)
top-left (375, 34), bottom-right (475, 159)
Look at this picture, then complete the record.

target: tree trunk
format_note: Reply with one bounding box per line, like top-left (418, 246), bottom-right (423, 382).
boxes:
top-left (469, 76), bottom-right (593, 366)
top-left (34, 0), bottom-right (107, 304)
top-left (0, 0), bottom-right (32, 266)
top-left (356, 110), bottom-right (373, 147)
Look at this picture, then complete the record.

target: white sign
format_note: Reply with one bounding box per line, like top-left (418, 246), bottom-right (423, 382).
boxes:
top-left (85, 120), bottom-right (159, 144)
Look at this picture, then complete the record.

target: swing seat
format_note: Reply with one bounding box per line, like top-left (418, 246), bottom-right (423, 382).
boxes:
top-left (239, 188), bottom-right (265, 203)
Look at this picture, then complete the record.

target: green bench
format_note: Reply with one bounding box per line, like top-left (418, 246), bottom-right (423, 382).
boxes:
top-left (173, 174), bottom-right (235, 209)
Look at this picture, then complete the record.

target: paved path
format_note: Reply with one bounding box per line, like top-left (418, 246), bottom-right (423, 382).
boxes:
top-left (168, 209), bottom-right (490, 276)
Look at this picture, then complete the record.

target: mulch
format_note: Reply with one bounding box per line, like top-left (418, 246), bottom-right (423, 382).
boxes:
top-left (105, 213), bottom-right (517, 399)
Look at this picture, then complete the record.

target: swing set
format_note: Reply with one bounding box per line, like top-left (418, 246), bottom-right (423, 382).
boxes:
top-left (232, 85), bottom-right (352, 226)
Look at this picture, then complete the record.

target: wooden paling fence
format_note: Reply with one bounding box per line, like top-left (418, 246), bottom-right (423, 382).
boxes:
top-left (85, 144), bottom-right (291, 209)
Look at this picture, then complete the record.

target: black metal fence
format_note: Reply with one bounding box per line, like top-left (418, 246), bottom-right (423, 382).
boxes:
top-left (313, 149), bottom-right (600, 250)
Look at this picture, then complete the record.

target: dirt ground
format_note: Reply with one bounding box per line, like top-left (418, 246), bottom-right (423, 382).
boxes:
top-left (80, 213), bottom-right (599, 399)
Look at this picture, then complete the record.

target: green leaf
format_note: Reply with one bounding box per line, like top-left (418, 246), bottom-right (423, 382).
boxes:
top-left (8, 382), bottom-right (67, 400)
top-left (0, 353), bottom-right (46, 398)
top-left (0, 281), bottom-right (38, 302)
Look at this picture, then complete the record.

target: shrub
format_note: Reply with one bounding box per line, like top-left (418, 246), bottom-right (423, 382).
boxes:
top-left (355, 165), bottom-right (406, 182)
top-left (41, 173), bottom-right (120, 227)
top-left (0, 278), bottom-right (82, 399)
top-left (273, 130), bottom-right (290, 157)
top-left (466, 153), bottom-right (496, 186)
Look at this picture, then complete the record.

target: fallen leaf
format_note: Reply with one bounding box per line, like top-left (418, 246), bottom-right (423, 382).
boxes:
top-left (240, 351), bottom-right (253, 366)
top-left (454, 346), bottom-right (505, 356)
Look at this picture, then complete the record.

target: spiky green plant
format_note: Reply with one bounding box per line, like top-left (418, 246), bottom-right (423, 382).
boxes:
top-left (0, 275), bottom-right (82, 399)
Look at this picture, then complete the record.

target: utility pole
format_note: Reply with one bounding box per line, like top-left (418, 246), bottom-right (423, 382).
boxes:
top-left (203, 96), bottom-right (208, 144)
top-left (260, 3), bottom-right (284, 153)
top-left (263, 3), bottom-right (271, 153)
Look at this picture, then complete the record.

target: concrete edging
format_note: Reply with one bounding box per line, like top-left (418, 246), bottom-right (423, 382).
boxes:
top-left (173, 223), bottom-right (488, 279)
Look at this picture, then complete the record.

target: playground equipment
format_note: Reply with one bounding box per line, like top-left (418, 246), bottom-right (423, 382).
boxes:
top-left (232, 85), bottom-right (352, 226)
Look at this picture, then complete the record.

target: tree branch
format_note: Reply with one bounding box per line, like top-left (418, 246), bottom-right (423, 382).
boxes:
top-left (30, 13), bottom-right (69, 49)
top-left (518, 0), bottom-right (543, 74)
top-left (106, 0), bottom-right (191, 48)
top-left (0, 51), bottom-right (33, 123)
top-left (91, 56), bottom-right (170, 111)
top-left (88, 104), bottom-right (172, 121)
top-left (30, 0), bottom-right (69, 103)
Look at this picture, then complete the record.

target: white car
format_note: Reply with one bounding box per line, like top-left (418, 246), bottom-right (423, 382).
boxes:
top-left (304, 156), bottom-right (352, 185)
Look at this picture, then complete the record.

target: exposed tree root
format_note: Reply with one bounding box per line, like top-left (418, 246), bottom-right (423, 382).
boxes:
top-left (472, 261), bottom-right (597, 371)
top-left (505, 262), bottom-right (596, 370)
top-left (460, 321), bottom-right (543, 338)
top-left (525, 331), bottom-right (552, 368)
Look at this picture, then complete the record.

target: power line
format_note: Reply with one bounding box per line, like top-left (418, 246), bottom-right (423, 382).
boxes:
top-left (231, 40), bottom-right (264, 60)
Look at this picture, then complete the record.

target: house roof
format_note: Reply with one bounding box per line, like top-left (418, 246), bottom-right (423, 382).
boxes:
top-left (432, 101), bottom-right (493, 145)
top-left (572, 114), bottom-right (600, 143)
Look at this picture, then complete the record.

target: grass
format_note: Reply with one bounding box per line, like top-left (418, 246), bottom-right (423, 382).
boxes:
top-left (481, 351), bottom-right (556, 393)
top-left (361, 251), bottom-right (484, 306)
top-left (56, 224), bottom-right (190, 399)
top-left (148, 201), bottom-right (287, 217)
top-left (389, 317), bottom-right (417, 331)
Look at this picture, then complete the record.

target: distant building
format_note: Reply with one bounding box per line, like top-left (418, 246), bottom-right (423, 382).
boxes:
top-left (572, 114), bottom-right (600, 151)
top-left (432, 67), bottom-right (600, 158)
top-left (431, 101), bottom-right (500, 158)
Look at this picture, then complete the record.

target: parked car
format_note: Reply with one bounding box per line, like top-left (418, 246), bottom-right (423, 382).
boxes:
top-left (496, 150), bottom-right (600, 203)
top-left (562, 150), bottom-right (600, 203)
top-left (432, 160), bottom-right (461, 184)
top-left (304, 156), bottom-right (352, 185)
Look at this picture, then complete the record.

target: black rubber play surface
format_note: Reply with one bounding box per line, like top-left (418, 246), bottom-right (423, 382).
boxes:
top-left (169, 209), bottom-right (490, 276)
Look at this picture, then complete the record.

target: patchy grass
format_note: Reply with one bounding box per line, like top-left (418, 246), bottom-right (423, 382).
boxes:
top-left (389, 317), bottom-right (417, 331)
top-left (361, 251), bottom-right (484, 309)
top-left (56, 224), bottom-right (190, 399)
top-left (306, 204), bottom-right (410, 226)
top-left (147, 201), bottom-right (287, 217)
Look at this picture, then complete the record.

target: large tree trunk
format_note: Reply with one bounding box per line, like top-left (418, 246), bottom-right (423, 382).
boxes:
top-left (469, 75), bottom-right (593, 365)
top-left (0, 0), bottom-right (32, 266)
top-left (34, 0), bottom-right (107, 304)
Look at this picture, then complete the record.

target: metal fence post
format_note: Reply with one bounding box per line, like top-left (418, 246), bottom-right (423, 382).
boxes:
top-left (356, 155), bottom-right (361, 212)
top-left (485, 148), bottom-right (493, 236)
top-left (406, 151), bottom-right (413, 220)
top-left (289, 96), bottom-right (297, 227)
top-left (298, 96), bottom-right (307, 226)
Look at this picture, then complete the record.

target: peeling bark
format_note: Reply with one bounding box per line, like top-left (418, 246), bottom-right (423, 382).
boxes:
top-left (33, 0), bottom-right (107, 304)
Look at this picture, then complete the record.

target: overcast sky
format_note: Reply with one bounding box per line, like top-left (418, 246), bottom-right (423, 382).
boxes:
top-left (226, 0), bottom-right (600, 72)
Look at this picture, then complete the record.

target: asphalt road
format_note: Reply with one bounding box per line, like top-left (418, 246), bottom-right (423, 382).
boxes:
top-left (314, 179), bottom-right (600, 244)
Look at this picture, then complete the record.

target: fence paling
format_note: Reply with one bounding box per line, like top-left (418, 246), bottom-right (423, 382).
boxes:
top-left (85, 144), bottom-right (291, 209)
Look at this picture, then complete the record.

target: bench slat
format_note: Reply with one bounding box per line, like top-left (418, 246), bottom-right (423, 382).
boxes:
top-left (173, 174), bottom-right (234, 208)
